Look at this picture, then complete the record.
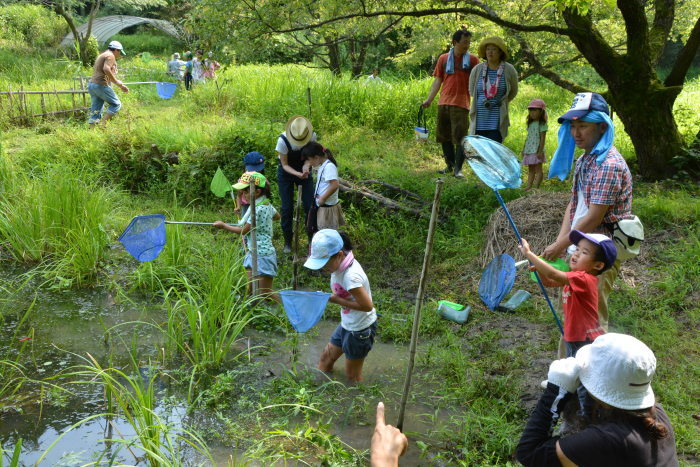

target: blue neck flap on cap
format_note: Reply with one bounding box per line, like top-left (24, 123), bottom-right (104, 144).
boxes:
top-left (548, 110), bottom-right (615, 181)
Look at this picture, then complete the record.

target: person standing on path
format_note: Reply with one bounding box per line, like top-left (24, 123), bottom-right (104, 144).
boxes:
top-left (275, 115), bottom-right (317, 253)
top-left (422, 29), bottom-right (480, 178)
top-left (543, 92), bottom-right (633, 357)
top-left (468, 36), bottom-right (519, 143)
top-left (87, 41), bottom-right (129, 126)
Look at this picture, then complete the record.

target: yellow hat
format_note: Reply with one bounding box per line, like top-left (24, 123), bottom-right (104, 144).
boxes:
top-left (478, 36), bottom-right (509, 61)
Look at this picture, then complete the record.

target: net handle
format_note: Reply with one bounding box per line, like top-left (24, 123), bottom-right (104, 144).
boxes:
top-left (165, 221), bottom-right (225, 226)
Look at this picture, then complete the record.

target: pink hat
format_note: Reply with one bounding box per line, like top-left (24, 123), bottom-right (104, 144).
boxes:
top-left (527, 99), bottom-right (546, 109)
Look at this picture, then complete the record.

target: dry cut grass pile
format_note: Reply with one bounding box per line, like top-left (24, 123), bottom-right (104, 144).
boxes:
top-left (481, 191), bottom-right (571, 266)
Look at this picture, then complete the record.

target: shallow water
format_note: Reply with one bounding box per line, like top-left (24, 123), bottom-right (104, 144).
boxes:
top-left (1, 282), bottom-right (448, 465)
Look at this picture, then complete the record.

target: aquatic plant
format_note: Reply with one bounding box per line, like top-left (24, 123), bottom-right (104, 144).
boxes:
top-left (65, 353), bottom-right (214, 467)
top-left (161, 242), bottom-right (258, 395)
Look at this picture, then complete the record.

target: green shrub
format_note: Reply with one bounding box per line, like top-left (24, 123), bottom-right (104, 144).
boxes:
top-left (111, 31), bottom-right (185, 57)
top-left (0, 4), bottom-right (67, 49)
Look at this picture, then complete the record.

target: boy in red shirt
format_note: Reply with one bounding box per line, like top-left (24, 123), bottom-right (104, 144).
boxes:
top-left (520, 230), bottom-right (617, 355)
top-left (519, 230), bottom-right (617, 416)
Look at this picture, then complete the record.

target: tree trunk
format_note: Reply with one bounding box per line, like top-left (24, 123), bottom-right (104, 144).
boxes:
top-left (349, 39), bottom-right (368, 79)
top-left (325, 39), bottom-right (342, 76)
top-left (611, 84), bottom-right (683, 180)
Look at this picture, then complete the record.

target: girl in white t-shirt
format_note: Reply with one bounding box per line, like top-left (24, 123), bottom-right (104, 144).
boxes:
top-left (304, 229), bottom-right (377, 382)
top-left (302, 142), bottom-right (345, 231)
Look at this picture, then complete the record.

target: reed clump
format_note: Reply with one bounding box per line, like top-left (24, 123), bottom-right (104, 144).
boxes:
top-left (0, 164), bottom-right (114, 286)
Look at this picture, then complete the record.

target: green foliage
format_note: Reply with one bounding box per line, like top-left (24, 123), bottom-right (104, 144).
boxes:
top-left (0, 164), bottom-right (113, 287)
top-left (111, 31), bottom-right (184, 56)
top-left (0, 4), bottom-right (67, 50)
top-left (74, 34), bottom-right (99, 67)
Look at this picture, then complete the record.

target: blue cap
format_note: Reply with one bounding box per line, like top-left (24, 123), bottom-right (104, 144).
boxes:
top-left (243, 152), bottom-right (265, 172)
top-left (569, 230), bottom-right (617, 272)
top-left (304, 229), bottom-right (344, 270)
top-left (558, 92), bottom-right (609, 123)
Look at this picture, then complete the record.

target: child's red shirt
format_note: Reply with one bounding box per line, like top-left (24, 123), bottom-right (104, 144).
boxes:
top-left (562, 270), bottom-right (605, 342)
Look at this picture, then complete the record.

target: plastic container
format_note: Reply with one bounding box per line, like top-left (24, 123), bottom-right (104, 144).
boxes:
top-left (530, 257), bottom-right (569, 282)
top-left (415, 106), bottom-right (429, 141)
top-left (437, 300), bottom-right (470, 324)
top-left (415, 126), bottom-right (430, 141)
top-left (497, 290), bottom-right (531, 312)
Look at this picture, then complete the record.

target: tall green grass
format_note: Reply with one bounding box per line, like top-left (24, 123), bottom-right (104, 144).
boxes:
top-left (0, 164), bottom-right (114, 286)
top-left (162, 242), bottom-right (257, 388)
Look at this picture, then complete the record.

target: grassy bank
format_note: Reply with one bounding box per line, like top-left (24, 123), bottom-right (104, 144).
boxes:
top-left (1, 59), bottom-right (699, 464)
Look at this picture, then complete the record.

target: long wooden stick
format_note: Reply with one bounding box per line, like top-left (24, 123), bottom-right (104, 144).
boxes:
top-left (292, 185), bottom-right (303, 290)
top-left (248, 184), bottom-right (258, 296)
top-left (397, 178), bottom-right (443, 431)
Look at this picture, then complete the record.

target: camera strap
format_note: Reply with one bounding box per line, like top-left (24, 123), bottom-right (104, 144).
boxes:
top-left (482, 63), bottom-right (504, 99)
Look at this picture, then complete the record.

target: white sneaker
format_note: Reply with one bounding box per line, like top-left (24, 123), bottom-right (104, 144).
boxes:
top-left (540, 380), bottom-right (548, 389)
top-left (454, 171), bottom-right (465, 178)
top-left (283, 244), bottom-right (292, 254)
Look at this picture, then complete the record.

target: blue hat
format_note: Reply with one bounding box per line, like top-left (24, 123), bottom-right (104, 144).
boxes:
top-left (558, 92), bottom-right (609, 123)
top-left (243, 152), bottom-right (265, 172)
top-left (569, 230), bottom-right (617, 272)
top-left (304, 229), bottom-right (344, 270)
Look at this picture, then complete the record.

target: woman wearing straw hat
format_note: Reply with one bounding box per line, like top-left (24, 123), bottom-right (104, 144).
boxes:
top-left (370, 333), bottom-right (679, 466)
top-left (468, 37), bottom-right (518, 143)
top-left (275, 115), bottom-right (318, 253)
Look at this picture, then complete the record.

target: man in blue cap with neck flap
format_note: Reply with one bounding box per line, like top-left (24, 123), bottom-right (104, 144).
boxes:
top-left (542, 92), bottom-right (632, 353)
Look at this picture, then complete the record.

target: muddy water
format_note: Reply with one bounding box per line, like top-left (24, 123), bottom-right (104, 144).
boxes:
top-left (1, 284), bottom-right (448, 465)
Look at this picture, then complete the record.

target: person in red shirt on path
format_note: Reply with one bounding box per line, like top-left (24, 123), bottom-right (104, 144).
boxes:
top-left (519, 230), bottom-right (617, 417)
top-left (422, 29), bottom-right (480, 178)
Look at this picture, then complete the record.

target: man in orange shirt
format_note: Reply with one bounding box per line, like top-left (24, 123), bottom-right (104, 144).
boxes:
top-left (422, 29), bottom-right (480, 178)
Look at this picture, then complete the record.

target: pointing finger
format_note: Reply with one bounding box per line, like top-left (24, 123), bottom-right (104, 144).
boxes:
top-left (376, 402), bottom-right (386, 427)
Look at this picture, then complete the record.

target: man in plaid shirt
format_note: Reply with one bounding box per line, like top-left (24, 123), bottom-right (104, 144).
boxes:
top-left (542, 93), bottom-right (632, 355)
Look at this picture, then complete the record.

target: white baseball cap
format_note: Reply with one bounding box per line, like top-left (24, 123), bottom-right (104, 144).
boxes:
top-left (304, 229), bottom-right (344, 270)
top-left (108, 41), bottom-right (126, 55)
top-left (577, 333), bottom-right (656, 410)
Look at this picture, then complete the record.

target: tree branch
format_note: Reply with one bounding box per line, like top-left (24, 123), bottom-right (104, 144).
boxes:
top-left (514, 32), bottom-right (590, 94)
top-left (561, 7), bottom-right (620, 83)
top-left (650, 0), bottom-right (675, 64)
top-left (664, 15), bottom-right (700, 86)
top-left (270, 7), bottom-right (571, 36)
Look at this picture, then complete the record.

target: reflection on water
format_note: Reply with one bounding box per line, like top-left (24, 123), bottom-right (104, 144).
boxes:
top-left (1, 283), bottom-right (447, 465)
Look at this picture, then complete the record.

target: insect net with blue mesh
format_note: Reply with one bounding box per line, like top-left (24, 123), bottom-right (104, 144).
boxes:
top-left (464, 136), bottom-right (563, 334)
top-left (279, 291), bottom-right (332, 333)
top-left (118, 214), bottom-right (167, 262)
top-left (118, 215), bottom-right (214, 263)
top-left (479, 254), bottom-right (517, 310)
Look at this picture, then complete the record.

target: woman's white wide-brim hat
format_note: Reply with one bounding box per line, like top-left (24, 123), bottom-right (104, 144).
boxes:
top-left (577, 333), bottom-right (656, 410)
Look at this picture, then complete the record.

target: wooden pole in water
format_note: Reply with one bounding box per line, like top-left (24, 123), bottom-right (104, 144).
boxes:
top-left (291, 185), bottom-right (303, 364)
top-left (397, 178), bottom-right (443, 431)
top-left (292, 185), bottom-right (303, 290)
top-left (248, 183), bottom-right (258, 297)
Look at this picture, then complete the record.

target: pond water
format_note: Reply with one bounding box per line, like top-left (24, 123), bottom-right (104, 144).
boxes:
top-left (1, 283), bottom-right (449, 465)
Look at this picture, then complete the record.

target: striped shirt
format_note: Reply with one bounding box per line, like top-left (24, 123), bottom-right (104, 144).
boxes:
top-left (569, 147), bottom-right (633, 228)
top-left (475, 67), bottom-right (507, 131)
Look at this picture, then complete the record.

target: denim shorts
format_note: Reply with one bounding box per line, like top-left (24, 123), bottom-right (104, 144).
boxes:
top-left (330, 321), bottom-right (377, 360)
top-left (243, 252), bottom-right (277, 277)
